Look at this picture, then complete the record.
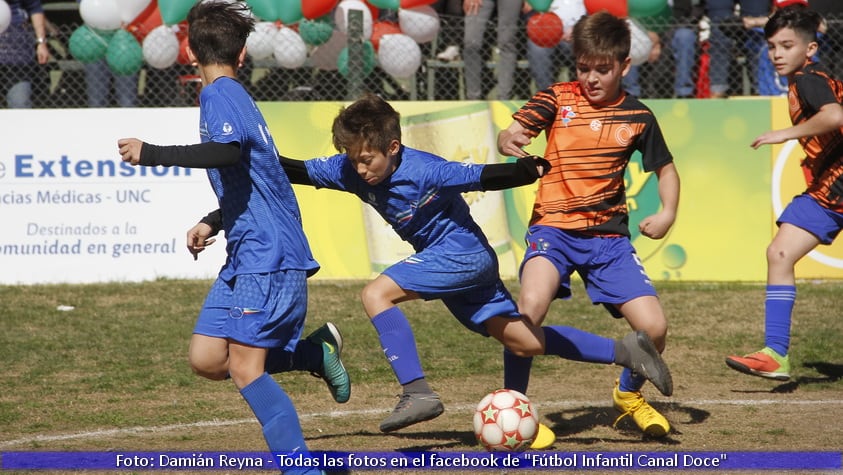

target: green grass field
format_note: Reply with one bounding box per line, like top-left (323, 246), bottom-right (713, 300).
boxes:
top-left (1, 279), bottom-right (842, 474)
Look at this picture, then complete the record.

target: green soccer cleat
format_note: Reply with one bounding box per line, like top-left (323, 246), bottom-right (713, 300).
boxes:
top-left (307, 322), bottom-right (351, 403)
top-left (725, 347), bottom-right (791, 381)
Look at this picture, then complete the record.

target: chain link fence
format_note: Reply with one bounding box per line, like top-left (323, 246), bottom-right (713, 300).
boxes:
top-left (6, 5), bottom-right (843, 108)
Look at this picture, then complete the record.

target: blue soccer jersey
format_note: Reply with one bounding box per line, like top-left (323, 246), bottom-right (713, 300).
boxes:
top-left (305, 146), bottom-right (489, 254)
top-left (199, 78), bottom-right (318, 280)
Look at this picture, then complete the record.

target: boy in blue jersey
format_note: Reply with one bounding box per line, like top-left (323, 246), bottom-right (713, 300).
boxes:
top-left (193, 94), bottom-right (673, 443)
top-left (117, 3), bottom-right (348, 474)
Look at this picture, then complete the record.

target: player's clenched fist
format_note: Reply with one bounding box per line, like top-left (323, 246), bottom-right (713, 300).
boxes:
top-left (117, 138), bottom-right (144, 165)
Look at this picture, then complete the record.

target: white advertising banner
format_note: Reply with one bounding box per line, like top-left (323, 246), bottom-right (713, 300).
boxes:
top-left (0, 109), bottom-right (227, 284)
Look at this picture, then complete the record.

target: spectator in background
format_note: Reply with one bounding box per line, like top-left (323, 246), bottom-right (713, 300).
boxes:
top-left (463, 0), bottom-right (524, 99)
top-left (84, 59), bottom-right (137, 107)
top-left (74, 0), bottom-right (137, 108)
top-left (0, 0), bottom-right (50, 108)
top-left (705, 0), bottom-right (771, 98)
top-left (434, 0), bottom-right (463, 61)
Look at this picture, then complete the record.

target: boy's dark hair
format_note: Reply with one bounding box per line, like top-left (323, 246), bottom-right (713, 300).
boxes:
top-left (764, 5), bottom-right (822, 42)
top-left (572, 11), bottom-right (631, 64)
top-left (186, 1), bottom-right (255, 66)
top-left (332, 94), bottom-right (402, 156)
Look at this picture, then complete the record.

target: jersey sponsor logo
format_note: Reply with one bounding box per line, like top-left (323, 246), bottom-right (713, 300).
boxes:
top-left (615, 124), bottom-right (634, 147)
top-left (560, 106), bottom-right (576, 126)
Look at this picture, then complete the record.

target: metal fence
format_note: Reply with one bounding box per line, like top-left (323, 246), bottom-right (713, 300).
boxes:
top-left (6, 7), bottom-right (843, 108)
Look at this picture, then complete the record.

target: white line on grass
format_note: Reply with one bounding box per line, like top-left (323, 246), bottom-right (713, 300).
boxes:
top-left (2, 398), bottom-right (842, 448)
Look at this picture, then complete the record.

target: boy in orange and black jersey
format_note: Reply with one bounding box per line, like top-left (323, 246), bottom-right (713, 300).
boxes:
top-left (498, 11), bottom-right (680, 440)
top-left (726, 5), bottom-right (843, 382)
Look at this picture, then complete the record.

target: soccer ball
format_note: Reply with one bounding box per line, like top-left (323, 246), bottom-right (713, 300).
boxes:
top-left (473, 389), bottom-right (539, 451)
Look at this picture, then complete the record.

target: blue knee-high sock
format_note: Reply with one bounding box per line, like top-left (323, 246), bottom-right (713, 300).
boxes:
top-left (543, 326), bottom-right (616, 363)
top-left (619, 367), bottom-right (647, 393)
top-left (240, 373), bottom-right (320, 475)
top-left (764, 284), bottom-right (796, 356)
top-left (371, 306), bottom-right (425, 384)
top-left (503, 348), bottom-right (533, 394)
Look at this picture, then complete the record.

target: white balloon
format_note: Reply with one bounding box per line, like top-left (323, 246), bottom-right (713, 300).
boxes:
top-left (143, 24), bottom-right (179, 69)
top-left (377, 33), bottom-right (421, 79)
top-left (550, 0), bottom-right (585, 35)
top-left (117, 0), bottom-right (152, 24)
top-left (309, 30), bottom-right (346, 71)
top-left (274, 27), bottom-right (307, 69)
top-left (79, 0), bottom-right (122, 31)
top-left (398, 5), bottom-right (439, 44)
top-left (628, 19), bottom-right (653, 66)
top-left (0, 1), bottom-right (11, 36)
top-left (334, 0), bottom-right (373, 39)
top-left (246, 22), bottom-right (278, 60)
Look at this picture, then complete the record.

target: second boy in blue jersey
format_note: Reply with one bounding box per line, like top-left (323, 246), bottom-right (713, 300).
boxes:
top-left (195, 94), bottom-right (673, 442)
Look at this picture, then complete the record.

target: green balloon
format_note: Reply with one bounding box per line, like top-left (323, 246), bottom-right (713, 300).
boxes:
top-left (278, 0), bottom-right (304, 24)
top-left (68, 25), bottom-right (110, 63)
top-left (159, 0), bottom-right (197, 25)
top-left (337, 41), bottom-right (375, 78)
top-left (247, 0), bottom-right (280, 21)
top-left (367, 0), bottom-right (400, 9)
top-left (299, 15), bottom-right (333, 46)
top-left (106, 30), bottom-right (144, 76)
top-left (628, 0), bottom-right (668, 18)
top-left (527, 0), bottom-right (552, 13)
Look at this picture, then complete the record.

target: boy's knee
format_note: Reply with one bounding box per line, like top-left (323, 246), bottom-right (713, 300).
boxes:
top-left (190, 360), bottom-right (228, 381)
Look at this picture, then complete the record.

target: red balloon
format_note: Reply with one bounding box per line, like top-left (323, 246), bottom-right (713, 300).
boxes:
top-left (302, 0), bottom-right (340, 19)
top-left (370, 20), bottom-right (401, 51)
top-left (400, 0), bottom-right (436, 7)
top-left (526, 12), bottom-right (563, 48)
top-left (126, 1), bottom-right (163, 43)
top-left (584, 0), bottom-right (628, 17)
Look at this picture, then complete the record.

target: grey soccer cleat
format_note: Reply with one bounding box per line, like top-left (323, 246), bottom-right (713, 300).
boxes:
top-left (621, 330), bottom-right (673, 397)
top-left (306, 322), bottom-right (351, 403)
top-left (379, 392), bottom-right (444, 433)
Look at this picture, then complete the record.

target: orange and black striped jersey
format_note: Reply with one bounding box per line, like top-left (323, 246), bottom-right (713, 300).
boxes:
top-left (788, 62), bottom-right (843, 213)
top-left (512, 81), bottom-right (673, 236)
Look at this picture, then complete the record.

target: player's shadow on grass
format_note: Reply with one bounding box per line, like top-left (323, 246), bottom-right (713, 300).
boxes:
top-left (541, 403), bottom-right (708, 446)
top-left (731, 361), bottom-right (843, 394)
top-left (770, 361), bottom-right (843, 393)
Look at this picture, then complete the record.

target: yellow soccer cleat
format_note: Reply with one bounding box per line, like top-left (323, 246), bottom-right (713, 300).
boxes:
top-left (612, 380), bottom-right (670, 438)
top-left (529, 423), bottom-right (556, 449)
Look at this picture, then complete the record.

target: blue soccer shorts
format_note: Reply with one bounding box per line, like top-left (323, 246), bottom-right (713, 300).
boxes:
top-left (383, 246), bottom-right (520, 336)
top-left (194, 269), bottom-right (308, 351)
top-left (778, 193), bottom-right (843, 245)
top-left (521, 225), bottom-right (657, 318)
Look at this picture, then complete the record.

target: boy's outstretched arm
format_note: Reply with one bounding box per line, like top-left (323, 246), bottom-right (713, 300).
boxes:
top-left (497, 121), bottom-right (534, 158)
top-left (638, 162), bottom-right (679, 240)
top-left (480, 155), bottom-right (552, 191)
top-left (751, 102), bottom-right (843, 149)
top-left (117, 139), bottom-right (241, 168)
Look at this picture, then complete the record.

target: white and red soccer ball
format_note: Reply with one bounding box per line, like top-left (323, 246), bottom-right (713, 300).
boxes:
top-left (473, 389), bottom-right (539, 451)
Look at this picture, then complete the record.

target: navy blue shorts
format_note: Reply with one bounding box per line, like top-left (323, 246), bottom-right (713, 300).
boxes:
top-left (778, 194), bottom-right (843, 245)
top-left (521, 225), bottom-right (657, 317)
top-left (194, 270), bottom-right (307, 350)
top-left (383, 247), bottom-right (520, 335)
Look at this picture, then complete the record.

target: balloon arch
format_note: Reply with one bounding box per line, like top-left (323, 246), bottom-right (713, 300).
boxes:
top-left (69, 0), bottom-right (440, 82)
